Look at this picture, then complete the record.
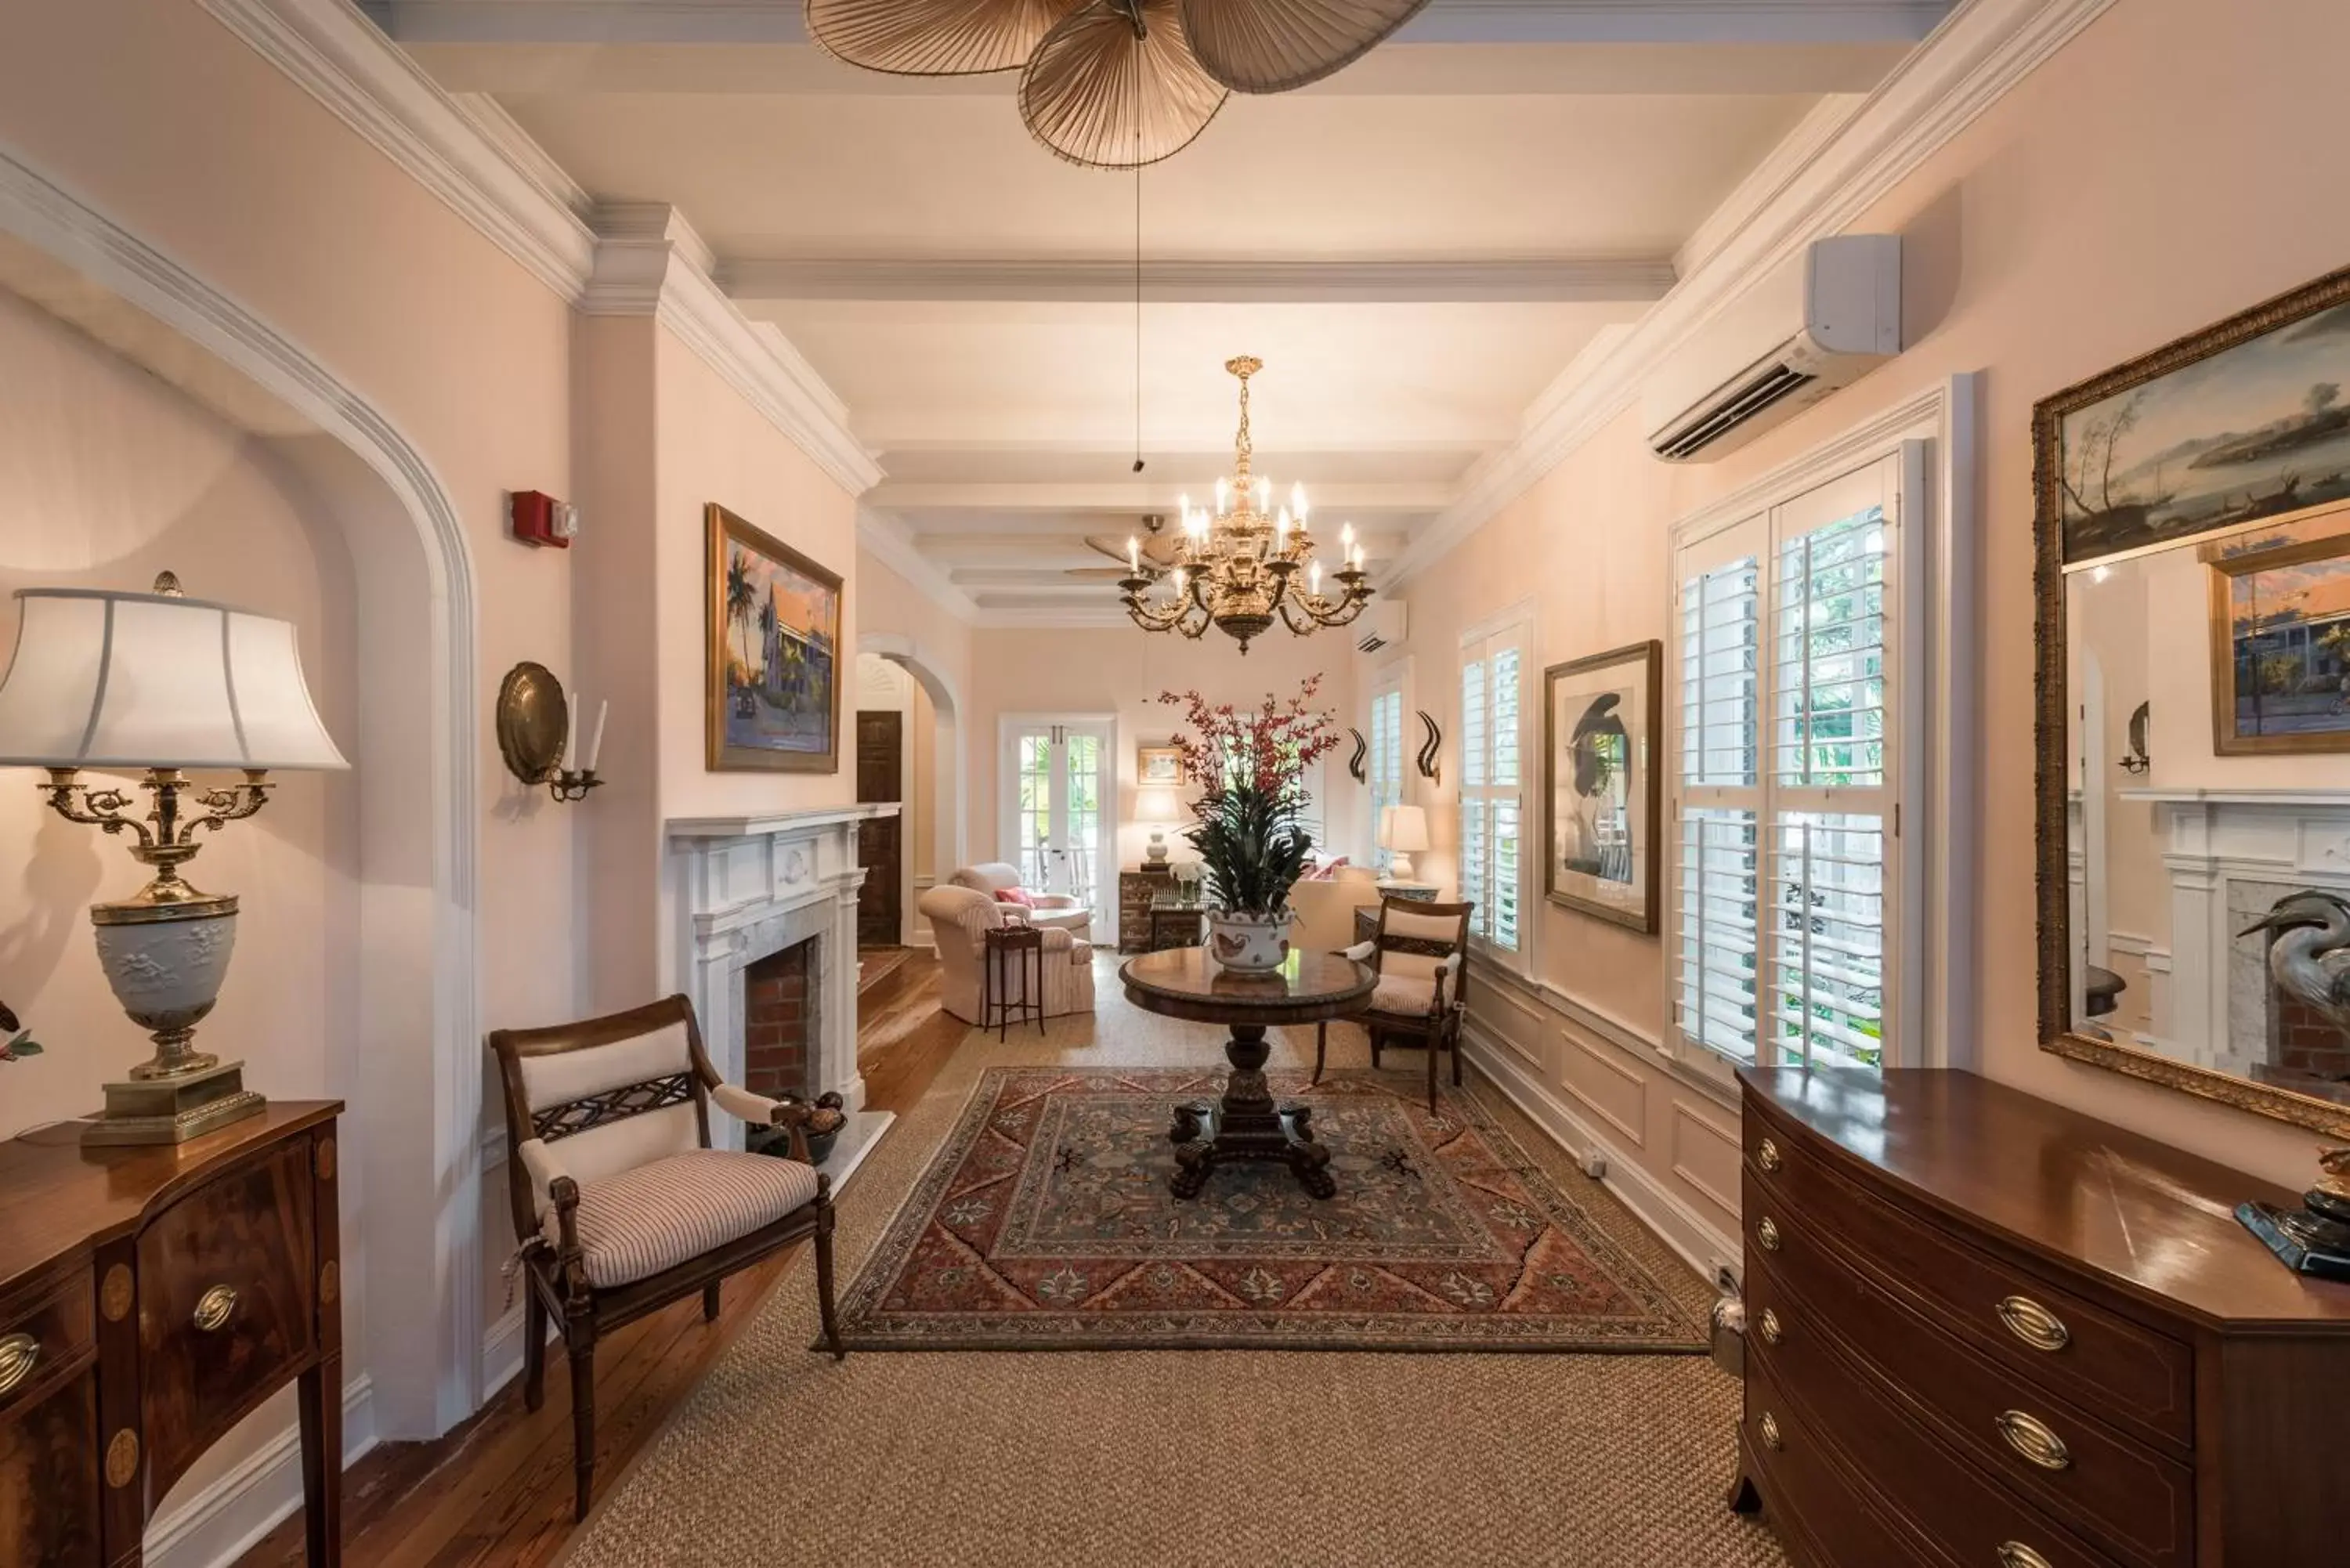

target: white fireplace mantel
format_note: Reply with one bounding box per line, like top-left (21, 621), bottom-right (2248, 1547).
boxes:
top-left (664, 802), bottom-right (901, 1174)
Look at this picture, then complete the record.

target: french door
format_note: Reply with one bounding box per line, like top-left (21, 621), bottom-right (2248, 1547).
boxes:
top-left (1000, 717), bottom-right (1113, 916)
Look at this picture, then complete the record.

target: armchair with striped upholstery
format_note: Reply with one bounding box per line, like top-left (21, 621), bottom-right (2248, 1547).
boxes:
top-left (1311, 897), bottom-right (1473, 1112)
top-left (489, 994), bottom-right (847, 1520)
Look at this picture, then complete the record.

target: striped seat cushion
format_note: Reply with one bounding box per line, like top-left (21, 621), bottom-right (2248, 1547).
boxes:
top-left (1368, 973), bottom-right (1439, 1018)
top-left (555, 1149), bottom-right (820, 1288)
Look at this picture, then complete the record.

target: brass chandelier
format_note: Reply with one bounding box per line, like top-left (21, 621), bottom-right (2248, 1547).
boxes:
top-left (1118, 356), bottom-right (1373, 653)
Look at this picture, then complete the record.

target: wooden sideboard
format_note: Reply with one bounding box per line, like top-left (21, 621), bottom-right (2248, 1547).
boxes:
top-left (0, 1103), bottom-right (344, 1566)
top-left (1733, 1068), bottom-right (2350, 1568)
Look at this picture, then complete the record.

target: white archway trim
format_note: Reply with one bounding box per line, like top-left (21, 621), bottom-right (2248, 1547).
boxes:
top-left (859, 630), bottom-right (969, 887)
top-left (0, 140), bottom-right (486, 1433)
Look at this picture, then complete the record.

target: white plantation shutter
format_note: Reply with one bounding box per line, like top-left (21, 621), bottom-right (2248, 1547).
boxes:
top-left (1460, 617), bottom-right (1528, 953)
top-left (1369, 685), bottom-right (1403, 869)
top-left (1672, 456), bottom-right (1904, 1073)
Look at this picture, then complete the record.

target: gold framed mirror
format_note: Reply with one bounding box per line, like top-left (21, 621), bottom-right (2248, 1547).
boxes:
top-left (2035, 265), bottom-right (2350, 1137)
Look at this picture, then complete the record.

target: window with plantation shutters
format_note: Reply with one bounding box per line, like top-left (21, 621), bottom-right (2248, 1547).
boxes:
top-left (1672, 455), bottom-right (1907, 1073)
top-left (1460, 612), bottom-right (1529, 954)
top-left (1368, 683), bottom-right (1403, 870)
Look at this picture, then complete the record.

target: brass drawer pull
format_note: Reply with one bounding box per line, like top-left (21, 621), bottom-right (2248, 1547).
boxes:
top-left (1758, 1308), bottom-right (1783, 1346)
top-left (192, 1284), bottom-right (240, 1334)
top-left (1756, 1216), bottom-right (1782, 1253)
top-left (0, 1332), bottom-right (38, 1397)
top-left (1758, 1411), bottom-right (1784, 1451)
top-left (1756, 1136), bottom-right (1784, 1173)
top-left (1996, 1295), bottom-right (2070, 1353)
top-left (1995, 1410), bottom-right (2071, 1472)
top-left (1997, 1545), bottom-right (2055, 1568)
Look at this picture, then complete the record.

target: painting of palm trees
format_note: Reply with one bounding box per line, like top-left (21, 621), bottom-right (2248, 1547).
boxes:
top-left (706, 504), bottom-right (841, 772)
top-left (2210, 527), bottom-right (2350, 755)
top-left (2038, 266), bottom-right (2350, 567)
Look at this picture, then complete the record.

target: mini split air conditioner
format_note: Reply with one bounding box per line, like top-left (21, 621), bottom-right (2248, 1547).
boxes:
top-left (1644, 234), bottom-right (1903, 463)
top-left (1354, 599), bottom-right (1405, 654)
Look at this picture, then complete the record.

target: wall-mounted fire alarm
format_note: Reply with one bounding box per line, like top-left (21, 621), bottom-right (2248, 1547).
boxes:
top-left (509, 490), bottom-right (580, 549)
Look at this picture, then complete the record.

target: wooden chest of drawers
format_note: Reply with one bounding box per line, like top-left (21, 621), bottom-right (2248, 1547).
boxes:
top-left (1735, 1068), bottom-right (2350, 1568)
top-left (0, 1104), bottom-right (342, 1566)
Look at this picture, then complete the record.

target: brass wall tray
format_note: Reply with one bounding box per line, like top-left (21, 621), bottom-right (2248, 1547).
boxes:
top-left (497, 662), bottom-right (569, 786)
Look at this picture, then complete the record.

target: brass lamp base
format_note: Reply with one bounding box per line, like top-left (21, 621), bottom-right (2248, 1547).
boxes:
top-left (85, 1059), bottom-right (264, 1146)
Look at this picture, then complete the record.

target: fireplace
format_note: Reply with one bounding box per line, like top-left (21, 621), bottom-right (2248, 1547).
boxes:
top-left (667, 804), bottom-right (899, 1179)
top-left (743, 938), bottom-right (816, 1100)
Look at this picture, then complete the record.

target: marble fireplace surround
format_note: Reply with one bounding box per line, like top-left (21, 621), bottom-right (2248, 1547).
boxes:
top-left (667, 803), bottom-right (901, 1181)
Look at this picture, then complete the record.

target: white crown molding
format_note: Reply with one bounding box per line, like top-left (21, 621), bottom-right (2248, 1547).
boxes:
top-left (196, 0), bottom-right (595, 296)
top-left (1384, 0), bottom-right (2115, 589)
top-left (858, 507), bottom-right (978, 624)
top-left (1672, 92), bottom-right (1864, 278)
top-left (724, 256), bottom-right (1678, 306)
top-left (200, 1), bottom-right (877, 495)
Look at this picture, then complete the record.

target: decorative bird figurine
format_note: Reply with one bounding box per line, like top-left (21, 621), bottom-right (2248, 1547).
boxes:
top-left (2239, 891), bottom-right (2350, 1043)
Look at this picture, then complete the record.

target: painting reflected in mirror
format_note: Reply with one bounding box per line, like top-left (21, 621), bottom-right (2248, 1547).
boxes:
top-left (2039, 266), bottom-right (2350, 1136)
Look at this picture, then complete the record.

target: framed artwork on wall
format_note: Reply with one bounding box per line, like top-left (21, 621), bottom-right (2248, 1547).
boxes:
top-left (1542, 641), bottom-right (1660, 933)
top-left (706, 503), bottom-right (842, 772)
top-left (1137, 743), bottom-right (1184, 786)
top-left (2207, 522), bottom-right (2350, 754)
top-left (2037, 265), bottom-right (2350, 570)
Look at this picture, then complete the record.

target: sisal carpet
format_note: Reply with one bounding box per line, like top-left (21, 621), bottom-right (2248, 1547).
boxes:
top-left (562, 960), bottom-right (1788, 1568)
top-left (836, 1066), bottom-right (1707, 1352)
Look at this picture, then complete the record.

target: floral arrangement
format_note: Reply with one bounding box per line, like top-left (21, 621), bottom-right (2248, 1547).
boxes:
top-left (0, 1001), bottom-right (42, 1064)
top-left (1155, 674), bottom-right (1343, 801)
top-left (1155, 677), bottom-right (1342, 919)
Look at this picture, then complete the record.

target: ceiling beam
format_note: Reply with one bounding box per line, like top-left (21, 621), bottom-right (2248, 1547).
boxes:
top-left (370, 0), bottom-right (1949, 49)
top-left (871, 482), bottom-right (1453, 513)
top-left (724, 257), bottom-right (1675, 305)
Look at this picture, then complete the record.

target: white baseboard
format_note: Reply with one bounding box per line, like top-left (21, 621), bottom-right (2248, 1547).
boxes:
top-left (483, 1301), bottom-right (528, 1398)
top-left (144, 1374), bottom-right (377, 1568)
top-left (1463, 1022), bottom-right (1739, 1289)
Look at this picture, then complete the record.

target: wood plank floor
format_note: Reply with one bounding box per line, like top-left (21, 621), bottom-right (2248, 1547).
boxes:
top-left (236, 952), bottom-right (960, 1568)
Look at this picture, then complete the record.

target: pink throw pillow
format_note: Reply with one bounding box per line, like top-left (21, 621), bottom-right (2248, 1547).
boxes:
top-left (994, 887), bottom-right (1037, 909)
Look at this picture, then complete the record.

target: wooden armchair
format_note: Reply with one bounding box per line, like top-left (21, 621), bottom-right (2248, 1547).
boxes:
top-left (488, 994), bottom-right (848, 1520)
top-left (1311, 898), bottom-right (1473, 1111)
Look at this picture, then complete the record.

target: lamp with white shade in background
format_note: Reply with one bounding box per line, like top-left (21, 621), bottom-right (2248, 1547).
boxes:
top-left (1378, 804), bottom-right (1430, 883)
top-left (1136, 786), bottom-right (1184, 866)
top-left (0, 572), bottom-right (349, 1143)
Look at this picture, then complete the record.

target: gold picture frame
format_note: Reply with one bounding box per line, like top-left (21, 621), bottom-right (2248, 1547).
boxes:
top-left (2034, 269), bottom-right (2350, 1138)
top-left (1137, 743), bottom-right (1184, 787)
top-left (2207, 524), bottom-right (2350, 757)
top-left (706, 504), bottom-right (842, 773)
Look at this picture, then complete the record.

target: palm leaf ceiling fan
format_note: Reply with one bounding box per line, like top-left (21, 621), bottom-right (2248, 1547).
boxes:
top-left (805, 0), bottom-right (1435, 167)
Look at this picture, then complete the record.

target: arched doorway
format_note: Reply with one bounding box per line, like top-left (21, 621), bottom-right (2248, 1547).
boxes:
top-left (857, 632), bottom-right (966, 945)
top-left (0, 150), bottom-right (486, 1438)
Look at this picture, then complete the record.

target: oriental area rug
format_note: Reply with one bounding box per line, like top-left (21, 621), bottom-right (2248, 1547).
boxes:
top-left (833, 1066), bottom-right (1708, 1353)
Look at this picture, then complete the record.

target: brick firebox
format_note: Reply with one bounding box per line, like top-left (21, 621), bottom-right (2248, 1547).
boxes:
top-left (743, 937), bottom-right (815, 1100)
top-left (2273, 989), bottom-right (2350, 1084)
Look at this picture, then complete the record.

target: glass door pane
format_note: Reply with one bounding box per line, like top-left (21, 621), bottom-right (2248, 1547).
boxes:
top-left (1063, 729), bottom-right (1102, 907)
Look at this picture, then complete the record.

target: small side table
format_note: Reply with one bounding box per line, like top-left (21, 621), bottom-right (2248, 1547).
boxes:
top-left (982, 921), bottom-right (1047, 1040)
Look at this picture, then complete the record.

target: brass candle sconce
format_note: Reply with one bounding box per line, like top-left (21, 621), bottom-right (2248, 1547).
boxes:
top-left (497, 662), bottom-right (606, 803)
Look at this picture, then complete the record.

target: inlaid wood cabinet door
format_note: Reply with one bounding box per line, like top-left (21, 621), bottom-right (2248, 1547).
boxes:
top-left (0, 1371), bottom-right (103, 1566)
top-left (135, 1143), bottom-right (317, 1501)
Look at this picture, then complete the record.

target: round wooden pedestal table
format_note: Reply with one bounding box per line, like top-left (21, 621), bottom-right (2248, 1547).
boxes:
top-left (1119, 946), bottom-right (1376, 1201)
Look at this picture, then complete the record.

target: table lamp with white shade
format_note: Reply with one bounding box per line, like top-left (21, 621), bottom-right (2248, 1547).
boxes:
top-left (1135, 786), bottom-right (1184, 866)
top-left (1378, 804), bottom-right (1430, 883)
top-left (0, 573), bottom-right (348, 1143)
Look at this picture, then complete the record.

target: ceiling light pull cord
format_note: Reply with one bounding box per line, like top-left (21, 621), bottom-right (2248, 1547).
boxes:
top-left (1131, 109), bottom-right (1144, 475)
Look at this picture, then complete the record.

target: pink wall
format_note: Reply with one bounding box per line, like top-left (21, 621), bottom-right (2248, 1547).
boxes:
top-left (0, 287), bottom-right (357, 1132)
top-left (1392, 0), bottom-right (2350, 1248)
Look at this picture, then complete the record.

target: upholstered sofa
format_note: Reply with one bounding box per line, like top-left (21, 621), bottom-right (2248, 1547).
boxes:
top-left (948, 861), bottom-right (1094, 938)
top-left (920, 883), bottom-right (1098, 1025)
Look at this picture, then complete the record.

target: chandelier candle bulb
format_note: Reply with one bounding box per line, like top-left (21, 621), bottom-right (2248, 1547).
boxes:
top-left (1129, 536), bottom-right (1141, 573)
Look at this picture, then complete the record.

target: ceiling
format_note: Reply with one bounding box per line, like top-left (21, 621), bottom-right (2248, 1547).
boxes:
top-left (377, 1), bottom-right (1947, 618)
